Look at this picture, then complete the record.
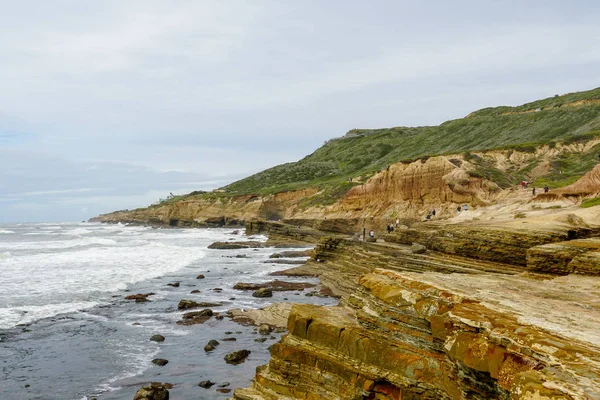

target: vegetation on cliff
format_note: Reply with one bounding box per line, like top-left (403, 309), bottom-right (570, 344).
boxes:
top-left (223, 87), bottom-right (600, 196)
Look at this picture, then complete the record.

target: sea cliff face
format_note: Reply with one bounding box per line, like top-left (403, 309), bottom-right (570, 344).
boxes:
top-left (233, 227), bottom-right (600, 400)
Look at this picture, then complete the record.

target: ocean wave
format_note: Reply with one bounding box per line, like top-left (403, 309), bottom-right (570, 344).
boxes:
top-left (0, 301), bottom-right (100, 330)
top-left (0, 229), bottom-right (15, 234)
top-left (0, 251), bottom-right (11, 260)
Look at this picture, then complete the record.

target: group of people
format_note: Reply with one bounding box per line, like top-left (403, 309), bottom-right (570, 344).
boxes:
top-left (425, 209), bottom-right (436, 220)
top-left (457, 204), bottom-right (468, 213)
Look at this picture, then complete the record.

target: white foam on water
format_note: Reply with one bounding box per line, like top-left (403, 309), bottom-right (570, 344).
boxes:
top-left (0, 225), bottom-right (212, 329)
top-left (0, 237), bottom-right (119, 250)
top-left (0, 301), bottom-right (99, 329)
top-left (63, 227), bottom-right (92, 236)
top-left (0, 229), bottom-right (14, 234)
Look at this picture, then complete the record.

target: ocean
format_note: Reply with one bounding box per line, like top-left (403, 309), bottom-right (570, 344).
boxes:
top-left (0, 222), bottom-right (335, 399)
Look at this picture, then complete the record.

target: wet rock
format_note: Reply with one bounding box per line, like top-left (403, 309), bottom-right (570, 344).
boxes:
top-left (258, 324), bottom-right (273, 335)
top-left (224, 349), bottom-right (251, 364)
top-left (177, 299), bottom-right (199, 310)
top-left (132, 322), bottom-right (141, 326)
top-left (150, 334), bottom-right (165, 342)
top-left (177, 300), bottom-right (222, 310)
top-left (125, 293), bottom-right (154, 303)
top-left (204, 339), bottom-right (220, 352)
top-left (225, 331), bottom-right (233, 334)
top-left (252, 288), bottom-right (273, 298)
top-left (166, 282), bottom-right (180, 287)
top-left (177, 309), bottom-right (213, 326)
top-left (216, 388), bottom-right (231, 393)
top-left (133, 382), bottom-right (169, 400)
top-left (215, 314), bottom-right (224, 320)
top-left (235, 254), bottom-right (247, 258)
top-left (198, 380), bottom-right (215, 389)
top-left (255, 337), bottom-right (267, 343)
top-left (222, 337), bottom-right (237, 341)
top-left (229, 297), bottom-right (236, 300)
top-left (196, 274), bottom-right (205, 279)
top-left (234, 280), bottom-right (315, 291)
top-left (213, 288), bottom-right (223, 292)
top-left (208, 241), bottom-right (263, 250)
top-left (151, 358), bottom-right (169, 366)
top-left (219, 382), bottom-right (230, 387)
top-left (231, 230), bottom-right (239, 235)
top-left (190, 289), bottom-right (200, 294)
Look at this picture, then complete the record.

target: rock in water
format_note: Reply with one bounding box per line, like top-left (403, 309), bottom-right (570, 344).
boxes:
top-left (258, 324), bottom-right (273, 335)
top-left (133, 382), bottom-right (169, 400)
top-left (177, 299), bottom-right (199, 310)
top-left (196, 274), bottom-right (205, 279)
top-left (151, 358), bottom-right (169, 366)
top-left (150, 334), bottom-right (165, 342)
top-left (204, 339), bottom-right (220, 352)
top-left (198, 380), bottom-right (215, 389)
top-left (224, 349), bottom-right (251, 364)
top-left (252, 288), bottom-right (273, 298)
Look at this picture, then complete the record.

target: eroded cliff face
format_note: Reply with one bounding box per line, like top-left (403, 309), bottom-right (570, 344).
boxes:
top-left (234, 234), bottom-right (600, 400)
top-left (325, 156), bottom-right (496, 219)
top-left (91, 141), bottom-right (600, 229)
top-left (91, 189), bottom-right (318, 226)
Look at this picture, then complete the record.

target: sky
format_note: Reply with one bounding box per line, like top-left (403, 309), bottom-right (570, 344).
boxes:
top-left (1, 0), bottom-right (599, 223)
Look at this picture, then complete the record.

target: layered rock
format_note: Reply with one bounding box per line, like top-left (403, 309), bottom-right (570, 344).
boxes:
top-left (235, 268), bottom-right (600, 400)
top-left (527, 237), bottom-right (600, 275)
top-left (233, 225), bottom-right (600, 400)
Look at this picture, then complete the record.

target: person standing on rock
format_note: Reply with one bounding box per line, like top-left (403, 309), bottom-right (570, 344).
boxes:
top-left (544, 185), bottom-right (549, 193)
top-left (532, 187), bottom-right (536, 196)
top-left (369, 229), bottom-right (374, 238)
top-left (362, 227), bottom-right (366, 241)
top-left (463, 204), bottom-right (468, 212)
top-left (395, 218), bottom-right (399, 228)
top-left (457, 206), bottom-right (461, 214)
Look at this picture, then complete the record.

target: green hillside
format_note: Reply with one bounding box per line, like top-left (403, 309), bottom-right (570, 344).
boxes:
top-left (221, 88), bottom-right (600, 197)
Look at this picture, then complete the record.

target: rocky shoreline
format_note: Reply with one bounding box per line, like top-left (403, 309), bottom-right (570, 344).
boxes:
top-left (123, 231), bottom-right (337, 400)
top-left (227, 220), bottom-right (600, 400)
top-left (118, 217), bottom-right (600, 399)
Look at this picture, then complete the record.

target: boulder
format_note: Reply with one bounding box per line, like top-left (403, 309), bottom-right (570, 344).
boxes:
top-left (208, 241), bottom-right (263, 249)
top-left (166, 282), bottom-right (180, 287)
top-left (133, 382), bottom-right (169, 400)
top-left (125, 293), bottom-right (154, 303)
top-left (410, 243), bottom-right (427, 254)
top-left (258, 324), bottom-right (273, 335)
top-left (177, 300), bottom-right (222, 310)
top-left (177, 309), bottom-right (213, 326)
top-left (216, 388), bottom-right (231, 393)
top-left (196, 274), bottom-right (205, 279)
top-left (234, 280), bottom-right (315, 292)
top-left (252, 288), bottom-right (273, 298)
top-left (151, 358), bottom-right (169, 367)
top-left (204, 339), bottom-right (220, 352)
top-left (198, 380), bottom-right (215, 389)
top-left (150, 334), bottom-right (165, 343)
top-left (224, 349), bottom-right (251, 365)
top-left (177, 299), bottom-right (199, 310)
top-left (190, 289), bottom-right (200, 294)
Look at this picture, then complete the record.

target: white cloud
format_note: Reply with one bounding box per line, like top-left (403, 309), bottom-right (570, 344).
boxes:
top-left (0, 1), bottom-right (599, 222)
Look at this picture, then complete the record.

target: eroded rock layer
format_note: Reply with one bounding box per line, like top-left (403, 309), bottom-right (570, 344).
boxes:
top-left (233, 233), bottom-right (600, 400)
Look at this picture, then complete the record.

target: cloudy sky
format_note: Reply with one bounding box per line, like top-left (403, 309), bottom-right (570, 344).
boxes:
top-left (1, 0), bottom-right (599, 223)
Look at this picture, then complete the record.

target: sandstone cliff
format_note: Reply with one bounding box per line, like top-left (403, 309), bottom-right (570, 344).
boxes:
top-left (233, 223), bottom-right (600, 400)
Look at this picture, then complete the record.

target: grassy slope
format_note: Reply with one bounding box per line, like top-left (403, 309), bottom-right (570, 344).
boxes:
top-left (222, 88), bottom-right (600, 197)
